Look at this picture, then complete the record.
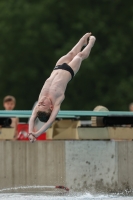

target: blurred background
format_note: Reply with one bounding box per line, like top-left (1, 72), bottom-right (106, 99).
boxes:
top-left (0, 0), bottom-right (132, 111)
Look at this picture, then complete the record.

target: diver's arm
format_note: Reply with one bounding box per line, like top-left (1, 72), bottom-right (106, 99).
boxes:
top-left (29, 106), bottom-right (37, 133)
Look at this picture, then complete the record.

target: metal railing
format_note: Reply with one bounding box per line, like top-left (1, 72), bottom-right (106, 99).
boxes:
top-left (0, 110), bottom-right (133, 118)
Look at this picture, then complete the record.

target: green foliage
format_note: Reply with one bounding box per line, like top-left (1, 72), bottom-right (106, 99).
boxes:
top-left (0, 0), bottom-right (133, 111)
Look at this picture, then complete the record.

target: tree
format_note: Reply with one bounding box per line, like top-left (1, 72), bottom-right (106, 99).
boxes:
top-left (0, 0), bottom-right (133, 111)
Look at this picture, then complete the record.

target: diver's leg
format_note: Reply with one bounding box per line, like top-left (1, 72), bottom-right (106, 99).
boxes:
top-left (68, 36), bottom-right (96, 75)
top-left (56, 33), bottom-right (91, 66)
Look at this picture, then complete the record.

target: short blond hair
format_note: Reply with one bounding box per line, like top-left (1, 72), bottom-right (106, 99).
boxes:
top-left (3, 95), bottom-right (16, 104)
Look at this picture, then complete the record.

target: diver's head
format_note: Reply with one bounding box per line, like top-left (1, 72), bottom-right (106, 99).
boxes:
top-left (37, 97), bottom-right (53, 122)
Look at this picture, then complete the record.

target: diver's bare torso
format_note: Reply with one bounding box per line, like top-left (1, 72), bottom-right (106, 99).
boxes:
top-left (38, 69), bottom-right (72, 104)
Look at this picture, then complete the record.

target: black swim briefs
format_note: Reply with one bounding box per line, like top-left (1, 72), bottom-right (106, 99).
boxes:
top-left (54, 63), bottom-right (74, 79)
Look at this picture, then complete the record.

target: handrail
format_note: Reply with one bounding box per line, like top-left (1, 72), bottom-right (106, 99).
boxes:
top-left (0, 110), bottom-right (133, 118)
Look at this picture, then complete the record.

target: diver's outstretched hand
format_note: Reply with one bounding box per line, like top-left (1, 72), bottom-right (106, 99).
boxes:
top-left (28, 133), bottom-right (36, 143)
